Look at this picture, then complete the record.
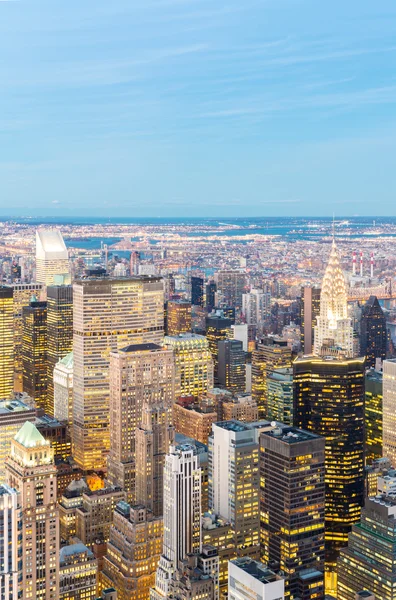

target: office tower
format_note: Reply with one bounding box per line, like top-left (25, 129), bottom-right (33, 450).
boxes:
top-left (192, 276), bottom-right (204, 307)
top-left (228, 558), bottom-right (285, 600)
top-left (164, 333), bottom-right (214, 399)
top-left (5, 421), bottom-right (59, 600)
top-left (251, 338), bottom-right (292, 418)
top-left (22, 299), bottom-right (48, 411)
top-left (100, 503), bottom-right (163, 600)
top-left (46, 285), bottom-right (73, 416)
top-left (12, 282), bottom-right (44, 385)
top-left (364, 457), bottom-right (392, 497)
top-left (0, 286), bottom-right (14, 398)
top-left (218, 339), bottom-right (246, 393)
top-left (206, 281), bottom-right (217, 311)
top-left (54, 351), bottom-right (73, 422)
top-left (173, 397), bottom-right (217, 445)
top-left (107, 343), bottom-right (174, 500)
top-left (0, 395), bottom-right (36, 481)
top-left (301, 286), bottom-right (321, 355)
top-left (266, 367), bottom-right (293, 425)
top-left (314, 240), bottom-right (354, 357)
top-left (76, 486), bottom-right (126, 548)
top-left (337, 495), bottom-right (396, 600)
top-left (59, 478), bottom-right (88, 542)
top-left (135, 403), bottom-right (174, 516)
top-left (150, 444), bottom-right (201, 600)
top-left (383, 359), bottom-right (396, 465)
top-left (168, 546), bottom-right (219, 600)
top-left (209, 421), bottom-right (261, 560)
top-left (260, 425), bottom-right (325, 599)
top-left (72, 276), bottom-right (164, 471)
top-left (206, 313), bottom-right (233, 381)
top-left (35, 413), bottom-right (71, 460)
top-left (365, 369), bottom-right (383, 463)
top-left (167, 299), bottom-right (192, 335)
top-left (0, 484), bottom-right (22, 600)
top-left (294, 355), bottom-right (365, 593)
top-left (175, 432), bottom-right (209, 512)
top-left (360, 296), bottom-right (387, 369)
top-left (59, 542), bottom-right (98, 600)
top-left (221, 394), bottom-right (259, 422)
top-left (216, 271), bottom-right (247, 309)
top-left (36, 228), bottom-right (70, 286)
top-left (242, 288), bottom-right (271, 326)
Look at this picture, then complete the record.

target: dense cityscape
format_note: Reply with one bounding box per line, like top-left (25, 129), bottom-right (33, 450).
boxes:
top-left (0, 218), bottom-right (395, 599)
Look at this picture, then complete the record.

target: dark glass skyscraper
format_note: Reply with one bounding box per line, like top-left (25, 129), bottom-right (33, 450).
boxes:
top-left (365, 369), bottom-right (383, 463)
top-left (205, 282), bottom-right (217, 311)
top-left (360, 295), bottom-right (387, 369)
top-left (293, 355), bottom-right (365, 593)
top-left (217, 339), bottom-right (245, 393)
top-left (22, 300), bottom-right (48, 412)
top-left (191, 276), bottom-right (204, 307)
top-left (205, 313), bottom-right (233, 382)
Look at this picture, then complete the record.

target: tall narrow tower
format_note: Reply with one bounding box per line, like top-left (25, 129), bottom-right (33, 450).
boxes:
top-left (6, 421), bottom-right (59, 600)
top-left (0, 484), bottom-right (23, 600)
top-left (35, 229), bottom-right (70, 286)
top-left (0, 286), bottom-right (14, 398)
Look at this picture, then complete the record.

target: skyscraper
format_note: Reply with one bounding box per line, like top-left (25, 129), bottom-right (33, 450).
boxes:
top-left (217, 339), bottom-right (246, 393)
top-left (260, 425), bottom-right (325, 599)
top-left (6, 421), bottom-right (60, 600)
top-left (228, 558), bottom-right (285, 600)
top-left (205, 313), bottom-right (233, 382)
top-left (150, 444), bottom-right (202, 600)
top-left (365, 369), bottom-right (383, 463)
top-left (294, 356), bottom-right (365, 592)
top-left (206, 282), bottom-right (217, 311)
top-left (360, 296), bottom-right (387, 369)
top-left (22, 299), bottom-right (48, 411)
top-left (167, 299), bottom-right (192, 336)
top-left (337, 495), bottom-right (396, 600)
top-left (0, 286), bottom-right (14, 397)
top-left (164, 333), bottom-right (214, 399)
top-left (301, 286), bottom-right (321, 355)
top-left (72, 276), bottom-right (164, 471)
top-left (215, 271), bottom-right (247, 309)
top-left (46, 285), bottom-right (73, 416)
top-left (313, 240), bottom-right (354, 357)
top-left (59, 542), bottom-right (98, 600)
top-left (107, 343), bottom-right (174, 501)
top-left (135, 403), bottom-right (174, 516)
top-left (266, 367), bottom-right (293, 425)
top-left (242, 288), bottom-right (271, 326)
top-left (0, 484), bottom-right (23, 600)
top-left (0, 395), bottom-right (36, 482)
top-left (191, 276), bottom-right (204, 307)
top-left (36, 228), bottom-right (70, 286)
top-left (382, 359), bottom-right (396, 465)
top-left (53, 351), bottom-right (74, 422)
top-left (251, 338), bottom-right (292, 418)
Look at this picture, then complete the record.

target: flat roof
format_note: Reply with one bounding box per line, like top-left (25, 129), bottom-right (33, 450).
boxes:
top-left (120, 343), bottom-right (163, 353)
top-left (261, 426), bottom-right (322, 444)
top-left (231, 558), bottom-right (278, 584)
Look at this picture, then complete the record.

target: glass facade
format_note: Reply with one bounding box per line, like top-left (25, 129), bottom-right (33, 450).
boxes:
top-left (22, 301), bottom-right (48, 412)
top-left (0, 287), bottom-right (14, 398)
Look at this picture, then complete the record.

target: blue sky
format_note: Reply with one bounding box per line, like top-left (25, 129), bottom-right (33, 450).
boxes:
top-left (1, 0), bottom-right (396, 218)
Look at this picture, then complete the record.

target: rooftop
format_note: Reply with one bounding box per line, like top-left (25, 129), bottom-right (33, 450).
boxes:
top-left (120, 342), bottom-right (163, 353)
top-left (14, 421), bottom-right (48, 449)
top-left (231, 558), bottom-right (279, 584)
top-left (36, 229), bottom-right (68, 259)
top-left (59, 542), bottom-right (93, 563)
top-left (261, 425), bottom-right (322, 444)
top-left (58, 351), bottom-right (73, 369)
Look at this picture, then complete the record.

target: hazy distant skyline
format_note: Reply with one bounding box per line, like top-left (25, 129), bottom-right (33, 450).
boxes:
top-left (1, 1), bottom-right (396, 217)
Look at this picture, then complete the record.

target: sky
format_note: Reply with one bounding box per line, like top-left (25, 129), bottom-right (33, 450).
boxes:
top-left (1, 0), bottom-right (396, 218)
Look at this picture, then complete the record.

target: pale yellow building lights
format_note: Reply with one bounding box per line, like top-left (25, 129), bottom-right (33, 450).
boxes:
top-left (164, 333), bottom-right (214, 399)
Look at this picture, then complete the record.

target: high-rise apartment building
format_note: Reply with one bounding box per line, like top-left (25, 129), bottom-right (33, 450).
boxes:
top-left (365, 369), bottom-right (383, 463)
top-left (209, 421), bottom-right (261, 560)
top-left (59, 542), bottom-right (98, 600)
top-left (53, 351), bottom-right (73, 422)
top-left (242, 289), bottom-right (271, 326)
top-left (215, 271), bottom-right (247, 309)
top-left (337, 495), bottom-right (396, 600)
top-left (164, 333), bottom-right (214, 399)
top-left (6, 421), bottom-right (60, 600)
top-left (36, 228), bottom-right (70, 286)
top-left (167, 299), bottom-right (192, 336)
top-left (0, 395), bottom-right (36, 482)
top-left (266, 367), bottom-right (293, 425)
top-left (101, 503), bottom-right (163, 600)
top-left (135, 403), bottom-right (174, 516)
top-left (206, 313), bottom-right (233, 382)
top-left (260, 425), bottom-right (325, 599)
top-left (360, 296), bottom-right (387, 369)
top-left (228, 558), bottom-right (285, 600)
top-left (0, 286), bottom-right (14, 398)
top-left (12, 282), bottom-right (44, 385)
top-left (191, 276), bottom-right (204, 307)
top-left (218, 339), bottom-right (246, 393)
top-left (0, 484), bottom-right (23, 600)
top-left (383, 359), bottom-right (396, 465)
top-left (301, 286), bottom-right (321, 355)
top-left (252, 338), bottom-right (292, 418)
top-left (72, 276), bottom-right (164, 471)
top-left (107, 343), bottom-right (174, 500)
top-left (294, 355), bottom-right (365, 593)
top-left (46, 285), bottom-right (73, 416)
top-left (150, 444), bottom-right (202, 600)
top-left (313, 241), bottom-right (354, 357)
top-left (22, 299), bottom-right (48, 411)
